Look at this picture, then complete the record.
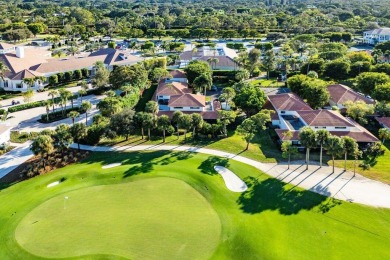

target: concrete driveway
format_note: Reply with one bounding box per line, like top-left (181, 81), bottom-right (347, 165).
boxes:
top-left (0, 142), bottom-right (33, 179)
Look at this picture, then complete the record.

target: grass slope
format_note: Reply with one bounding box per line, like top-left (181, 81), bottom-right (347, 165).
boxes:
top-left (1, 151), bottom-right (390, 259)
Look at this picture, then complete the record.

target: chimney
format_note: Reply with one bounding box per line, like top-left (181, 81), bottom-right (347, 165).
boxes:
top-left (16, 47), bottom-right (24, 58)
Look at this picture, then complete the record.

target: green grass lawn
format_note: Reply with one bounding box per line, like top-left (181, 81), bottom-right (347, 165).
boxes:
top-left (1, 151), bottom-right (390, 259)
top-left (250, 78), bottom-right (285, 88)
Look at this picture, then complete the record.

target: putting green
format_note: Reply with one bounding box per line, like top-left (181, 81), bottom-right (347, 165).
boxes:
top-left (15, 178), bottom-right (221, 259)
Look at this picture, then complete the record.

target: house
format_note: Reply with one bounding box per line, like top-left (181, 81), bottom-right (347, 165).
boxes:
top-left (154, 70), bottom-right (219, 120)
top-left (178, 46), bottom-right (238, 70)
top-left (0, 125), bottom-right (11, 146)
top-left (0, 42), bottom-right (142, 92)
top-left (376, 117), bottom-right (390, 129)
top-left (327, 84), bottom-right (375, 109)
top-left (264, 93), bottom-right (379, 147)
top-left (363, 28), bottom-right (390, 45)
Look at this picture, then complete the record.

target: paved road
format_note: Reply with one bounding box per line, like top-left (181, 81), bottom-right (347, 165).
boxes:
top-left (0, 86), bottom-right (84, 108)
top-left (69, 143), bottom-right (390, 208)
top-left (6, 94), bottom-right (104, 131)
top-left (0, 142), bottom-right (33, 179)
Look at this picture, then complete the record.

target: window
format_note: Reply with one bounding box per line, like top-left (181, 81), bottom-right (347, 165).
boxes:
top-left (190, 107), bottom-right (200, 109)
top-left (315, 126), bottom-right (326, 129)
top-left (173, 107), bottom-right (183, 109)
top-left (281, 111), bottom-right (285, 114)
top-left (335, 127), bottom-right (347, 129)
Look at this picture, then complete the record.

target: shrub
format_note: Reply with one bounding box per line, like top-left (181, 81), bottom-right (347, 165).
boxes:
top-left (8, 101), bottom-right (46, 113)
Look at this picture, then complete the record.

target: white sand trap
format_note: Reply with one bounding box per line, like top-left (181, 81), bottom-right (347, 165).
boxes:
top-left (102, 163), bottom-right (122, 169)
top-left (214, 166), bottom-right (248, 192)
top-left (47, 181), bottom-right (60, 188)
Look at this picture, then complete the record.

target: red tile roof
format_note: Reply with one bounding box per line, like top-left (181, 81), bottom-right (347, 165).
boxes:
top-left (168, 94), bottom-right (205, 107)
top-left (297, 110), bottom-right (355, 127)
top-left (327, 84), bottom-right (375, 105)
top-left (169, 70), bottom-right (187, 78)
top-left (155, 81), bottom-right (192, 97)
top-left (262, 100), bottom-right (279, 120)
top-left (376, 117), bottom-right (390, 129)
top-left (10, 69), bottom-right (43, 80)
top-left (268, 93), bottom-right (312, 111)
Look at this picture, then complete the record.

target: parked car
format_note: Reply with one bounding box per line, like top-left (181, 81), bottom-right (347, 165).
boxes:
top-left (211, 85), bottom-right (218, 91)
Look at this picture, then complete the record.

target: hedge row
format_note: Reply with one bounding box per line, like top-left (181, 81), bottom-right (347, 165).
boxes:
top-left (40, 107), bottom-right (85, 123)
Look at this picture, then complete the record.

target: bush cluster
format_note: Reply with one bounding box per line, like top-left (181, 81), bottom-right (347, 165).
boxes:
top-left (40, 107), bottom-right (85, 123)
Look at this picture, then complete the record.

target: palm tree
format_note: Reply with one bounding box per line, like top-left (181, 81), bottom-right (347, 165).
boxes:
top-left (70, 123), bottom-right (87, 151)
top-left (45, 100), bottom-right (53, 122)
top-left (281, 131), bottom-right (298, 170)
top-left (325, 135), bottom-right (344, 173)
top-left (48, 90), bottom-right (58, 113)
top-left (193, 73), bottom-right (212, 95)
top-left (316, 129), bottom-right (330, 168)
top-left (30, 135), bottom-right (54, 168)
top-left (81, 101), bottom-right (92, 125)
top-left (172, 111), bottom-right (183, 139)
top-left (68, 110), bottom-right (80, 125)
top-left (80, 80), bottom-right (89, 90)
top-left (135, 112), bottom-right (146, 139)
top-left (78, 89), bottom-right (87, 103)
top-left (341, 136), bottom-right (359, 172)
top-left (157, 115), bottom-right (171, 142)
top-left (299, 126), bottom-right (317, 170)
top-left (145, 101), bottom-right (159, 115)
top-left (58, 88), bottom-right (72, 115)
top-left (191, 113), bottom-right (203, 137)
top-left (143, 113), bottom-right (155, 140)
top-left (54, 124), bottom-right (73, 155)
top-left (379, 128), bottom-right (390, 144)
top-left (178, 114), bottom-right (192, 141)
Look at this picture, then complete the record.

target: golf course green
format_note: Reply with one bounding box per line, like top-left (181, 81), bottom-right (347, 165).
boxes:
top-left (1, 150), bottom-right (390, 259)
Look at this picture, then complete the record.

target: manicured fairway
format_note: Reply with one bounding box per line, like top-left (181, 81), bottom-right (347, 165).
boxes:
top-left (1, 150), bottom-right (390, 259)
top-left (15, 178), bottom-right (221, 259)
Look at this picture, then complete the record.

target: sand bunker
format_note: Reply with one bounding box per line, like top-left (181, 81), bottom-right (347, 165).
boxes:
top-left (102, 163), bottom-right (122, 169)
top-left (214, 166), bottom-right (248, 192)
top-left (47, 181), bottom-right (60, 188)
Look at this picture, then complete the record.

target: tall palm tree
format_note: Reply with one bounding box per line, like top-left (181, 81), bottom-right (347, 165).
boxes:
top-left (341, 136), bottom-right (359, 172)
top-left (78, 89), bottom-right (87, 103)
top-left (45, 100), bottom-right (53, 122)
top-left (325, 135), bottom-right (344, 173)
top-left (299, 126), bottom-right (317, 170)
top-left (81, 101), bottom-right (92, 125)
top-left (48, 90), bottom-right (58, 113)
top-left (316, 129), bottom-right (330, 168)
top-left (30, 135), bottom-right (54, 168)
top-left (145, 101), bottom-right (159, 115)
top-left (157, 115), bottom-right (171, 143)
top-left (68, 111), bottom-right (80, 125)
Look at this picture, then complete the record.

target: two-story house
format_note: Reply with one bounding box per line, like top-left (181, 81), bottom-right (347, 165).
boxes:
top-left (0, 42), bottom-right (142, 92)
top-left (155, 70), bottom-right (219, 120)
top-left (363, 28), bottom-right (390, 45)
top-left (264, 93), bottom-right (379, 147)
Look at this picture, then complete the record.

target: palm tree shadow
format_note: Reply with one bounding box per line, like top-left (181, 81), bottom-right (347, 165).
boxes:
top-left (237, 177), bottom-right (338, 215)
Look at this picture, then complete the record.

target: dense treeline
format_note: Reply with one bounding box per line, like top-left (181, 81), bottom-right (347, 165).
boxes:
top-left (2, 0), bottom-right (390, 41)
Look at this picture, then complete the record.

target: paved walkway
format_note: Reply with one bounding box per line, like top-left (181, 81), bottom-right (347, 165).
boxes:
top-left (2, 142), bottom-right (390, 208)
top-left (70, 143), bottom-right (390, 208)
top-left (0, 142), bottom-right (33, 179)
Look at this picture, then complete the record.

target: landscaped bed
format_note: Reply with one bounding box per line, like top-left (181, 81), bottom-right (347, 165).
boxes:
top-left (1, 151), bottom-right (389, 259)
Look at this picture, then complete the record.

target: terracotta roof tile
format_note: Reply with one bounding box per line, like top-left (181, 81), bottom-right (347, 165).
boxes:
top-left (268, 93), bottom-right (312, 111)
top-left (169, 70), bottom-right (187, 78)
top-left (10, 69), bottom-right (43, 80)
top-left (327, 84), bottom-right (375, 105)
top-left (297, 110), bottom-right (355, 127)
top-left (155, 81), bottom-right (192, 97)
top-left (376, 117), bottom-right (390, 128)
top-left (168, 94), bottom-right (205, 107)
top-left (0, 42), bottom-right (15, 50)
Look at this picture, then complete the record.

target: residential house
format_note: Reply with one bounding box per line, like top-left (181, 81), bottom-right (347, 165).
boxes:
top-left (0, 42), bottom-right (142, 92)
top-left (155, 70), bottom-right (219, 120)
top-left (376, 117), bottom-right (390, 130)
top-left (363, 28), bottom-right (390, 45)
top-left (178, 46), bottom-right (238, 70)
top-left (264, 93), bottom-right (379, 147)
top-left (0, 125), bottom-right (11, 146)
top-left (327, 84), bottom-right (375, 110)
